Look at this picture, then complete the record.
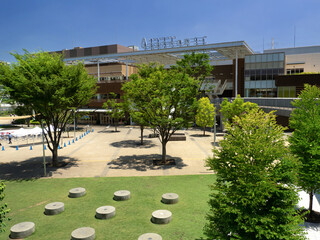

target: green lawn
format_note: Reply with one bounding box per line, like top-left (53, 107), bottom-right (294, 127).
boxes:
top-left (1, 175), bottom-right (215, 239)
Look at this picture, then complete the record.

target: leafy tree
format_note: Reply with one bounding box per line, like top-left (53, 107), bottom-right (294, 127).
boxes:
top-left (0, 182), bottom-right (10, 232)
top-left (102, 92), bottom-right (124, 132)
top-left (130, 110), bottom-right (149, 145)
top-left (123, 63), bottom-right (199, 161)
top-left (220, 95), bottom-right (258, 125)
top-left (205, 108), bottom-right (305, 240)
top-left (195, 97), bottom-right (215, 136)
top-left (0, 51), bottom-right (96, 167)
top-left (172, 52), bottom-right (213, 89)
top-left (289, 84), bottom-right (320, 217)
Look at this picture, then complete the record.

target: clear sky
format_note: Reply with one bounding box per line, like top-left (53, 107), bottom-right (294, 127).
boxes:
top-left (1, 0), bottom-right (320, 62)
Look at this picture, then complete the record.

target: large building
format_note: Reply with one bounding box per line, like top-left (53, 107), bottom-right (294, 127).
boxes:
top-left (53, 38), bottom-right (320, 124)
top-left (245, 45), bottom-right (320, 98)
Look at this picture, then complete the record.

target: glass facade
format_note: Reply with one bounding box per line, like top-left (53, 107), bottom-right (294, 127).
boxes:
top-left (278, 86), bottom-right (296, 97)
top-left (244, 52), bottom-right (285, 97)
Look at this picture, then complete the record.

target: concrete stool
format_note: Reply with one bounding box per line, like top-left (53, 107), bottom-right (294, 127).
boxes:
top-left (45, 202), bottom-right (64, 215)
top-left (95, 206), bottom-right (115, 219)
top-left (138, 233), bottom-right (162, 240)
top-left (151, 210), bottom-right (172, 224)
top-left (10, 222), bottom-right (35, 239)
top-left (69, 187), bottom-right (86, 198)
top-left (161, 193), bottom-right (179, 204)
top-left (71, 227), bottom-right (95, 240)
top-left (113, 190), bottom-right (130, 201)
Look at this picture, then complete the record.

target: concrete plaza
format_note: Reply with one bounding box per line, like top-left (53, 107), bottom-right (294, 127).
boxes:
top-left (0, 125), bottom-right (218, 179)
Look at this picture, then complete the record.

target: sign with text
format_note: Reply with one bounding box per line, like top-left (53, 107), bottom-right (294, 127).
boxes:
top-left (141, 36), bottom-right (207, 50)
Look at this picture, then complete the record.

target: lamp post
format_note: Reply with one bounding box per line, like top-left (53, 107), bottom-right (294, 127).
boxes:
top-left (41, 119), bottom-right (46, 177)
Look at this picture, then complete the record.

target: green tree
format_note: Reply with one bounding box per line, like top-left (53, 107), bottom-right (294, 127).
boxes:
top-left (289, 84), bottom-right (320, 217)
top-left (102, 92), bottom-right (124, 132)
top-left (0, 182), bottom-right (10, 232)
top-left (130, 110), bottom-right (149, 145)
top-left (0, 51), bottom-right (96, 167)
top-left (205, 108), bottom-right (305, 240)
top-left (195, 97), bottom-right (215, 136)
top-left (122, 63), bottom-right (199, 161)
top-left (220, 95), bottom-right (258, 125)
top-left (172, 52), bottom-right (213, 89)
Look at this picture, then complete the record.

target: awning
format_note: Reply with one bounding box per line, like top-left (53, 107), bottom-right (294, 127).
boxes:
top-left (0, 115), bottom-right (33, 120)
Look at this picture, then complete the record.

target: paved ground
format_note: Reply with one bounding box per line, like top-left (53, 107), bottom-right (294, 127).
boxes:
top-left (0, 125), bottom-right (219, 179)
top-left (0, 124), bottom-right (319, 239)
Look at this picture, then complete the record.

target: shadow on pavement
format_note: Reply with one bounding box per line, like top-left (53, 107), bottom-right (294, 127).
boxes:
top-left (190, 133), bottom-right (212, 138)
top-left (98, 130), bottom-right (120, 133)
top-left (303, 221), bottom-right (320, 231)
top-left (107, 154), bottom-right (187, 172)
top-left (110, 140), bottom-right (156, 148)
top-left (0, 156), bottom-right (79, 180)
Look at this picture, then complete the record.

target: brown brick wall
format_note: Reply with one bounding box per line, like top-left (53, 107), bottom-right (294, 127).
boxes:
top-left (59, 44), bottom-right (134, 59)
top-left (275, 74), bottom-right (320, 96)
top-left (232, 58), bottom-right (245, 97)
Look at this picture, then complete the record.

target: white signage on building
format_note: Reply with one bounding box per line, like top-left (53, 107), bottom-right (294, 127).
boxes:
top-left (141, 36), bottom-right (207, 50)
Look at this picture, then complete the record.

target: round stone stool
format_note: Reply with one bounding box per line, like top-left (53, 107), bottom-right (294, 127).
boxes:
top-left (161, 193), bottom-right (179, 204)
top-left (151, 210), bottom-right (172, 224)
top-left (95, 206), bottom-right (116, 219)
top-left (71, 227), bottom-right (95, 240)
top-left (10, 222), bottom-right (35, 239)
top-left (113, 190), bottom-right (130, 201)
top-left (45, 202), bottom-right (64, 215)
top-left (138, 233), bottom-right (162, 240)
top-left (69, 187), bottom-right (86, 198)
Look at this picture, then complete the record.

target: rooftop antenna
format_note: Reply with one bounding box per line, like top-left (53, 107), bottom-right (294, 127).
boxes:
top-left (272, 38), bottom-right (274, 49)
top-left (263, 38), bottom-right (264, 52)
top-left (294, 25), bottom-right (296, 48)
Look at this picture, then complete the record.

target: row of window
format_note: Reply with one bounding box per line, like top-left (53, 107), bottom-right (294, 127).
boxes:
top-left (245, 61), bottom-right (284, 70)
top-left (244, 88), bottom-right (277, 97)
top-left (99, 76), bottom-right (125, 81)
top-left (286, 68), bottom-right (304, 74)
top-left (245, 53), bottom-right (285, 63)
top-left (245, 68), bottom-right (284, 77)
top-left (278, 86), bottom-right (296, 98)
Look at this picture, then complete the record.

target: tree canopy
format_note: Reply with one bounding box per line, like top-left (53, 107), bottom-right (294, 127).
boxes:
top-left (220, 95), bottom-right (259, 125)
top-left (103, 92), bottom-right (124, 132)
top-left (205, 108), bottom-right (305, 240)
top-left (172, 52), bottom-right (213, 94)
top-left (289, 84), bottom-right (320, 217)
top-left (122, 63), bottom-right (199, 161)
top-left (0, 51), bottom-right (97, 166)
top-left (195, 97), bottom-right (215, 135)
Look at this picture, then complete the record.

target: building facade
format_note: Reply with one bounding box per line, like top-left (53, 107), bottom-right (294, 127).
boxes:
top-left (52, 40), bottom-right (320, 124)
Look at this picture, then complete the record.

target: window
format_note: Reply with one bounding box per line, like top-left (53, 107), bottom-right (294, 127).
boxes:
top-left (278, 86), bottom-right (296, 97)
top-left (286, 68), bottom-right (304, 75)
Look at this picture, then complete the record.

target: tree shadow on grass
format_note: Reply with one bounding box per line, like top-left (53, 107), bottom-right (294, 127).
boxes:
top-left (107, 154), bottom-right (187, 172)
top-left (110, 140), bottom-right (156, 148)
top-left (0, 156), bottom-right (79, 180)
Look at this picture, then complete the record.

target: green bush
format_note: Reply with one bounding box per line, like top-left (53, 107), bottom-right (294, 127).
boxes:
top-left (0, 182), bottom-right (10, 232)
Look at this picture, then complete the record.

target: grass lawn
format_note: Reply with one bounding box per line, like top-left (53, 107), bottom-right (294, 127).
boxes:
top-left (1, 175), bottom-right (215, 239)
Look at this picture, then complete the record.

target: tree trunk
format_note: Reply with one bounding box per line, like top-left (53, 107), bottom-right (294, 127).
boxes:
top-left (52, 145), bottom-right (59, 167)
top-left (161, 141), bottom-right (167, 162)
top-left (309, 191), bottom-right (314, 215)
top-left (115, 119), bottom-right (118, 132)
top-left (203, 127), bottom-right (206, 136)
top-left (140, 126), bottom-right (144, 145)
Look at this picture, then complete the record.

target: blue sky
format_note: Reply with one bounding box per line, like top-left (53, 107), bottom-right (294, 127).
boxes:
top-left (1, 0), bottom-right (320, 62)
